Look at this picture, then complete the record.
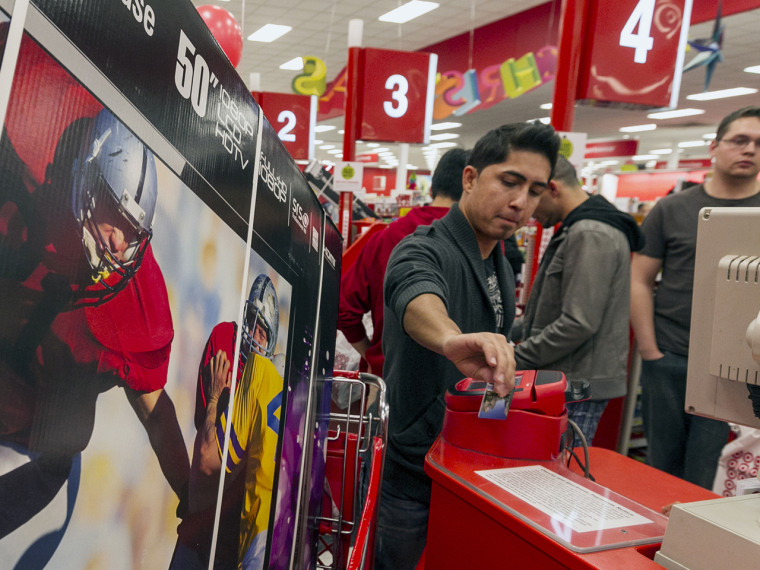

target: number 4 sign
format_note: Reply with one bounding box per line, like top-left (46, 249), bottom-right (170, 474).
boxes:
top-left (576, 0), bottom-right (693, 109)
top-left (620, 0), bottom-right (656, 64)
top-left (354, 48), bottom-right (437, 144)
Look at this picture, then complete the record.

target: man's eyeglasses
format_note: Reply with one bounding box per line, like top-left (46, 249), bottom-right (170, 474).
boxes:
top-left (719, 136), bottom-right (760, 151)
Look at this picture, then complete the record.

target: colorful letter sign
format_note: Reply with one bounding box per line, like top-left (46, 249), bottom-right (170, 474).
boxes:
top-left (253, 92), bottom-right (316, 160)
top-left (576, 0), bottom-right (693, 109)
top-left (354, 48), bottom-right (437, 144)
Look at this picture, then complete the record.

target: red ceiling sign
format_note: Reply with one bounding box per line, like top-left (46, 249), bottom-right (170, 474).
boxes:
top-left (316, 1), bottom-right (757, 122)
top-left (576, 0), bottom-right (693, 109)
top-left (585, 139), bottom-right (639, 158)
top-left (353, 48), bottom-right (437, 144)
top-left (252, 91), bottom-right (315, 160)
top-left (655, 158), bottom-right (713, 169)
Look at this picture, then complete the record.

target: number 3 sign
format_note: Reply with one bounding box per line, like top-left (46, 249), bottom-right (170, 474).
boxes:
top-left (576, 0), bottom-right (693, 109)
top-left (354, 48), bottom-right (437, 144)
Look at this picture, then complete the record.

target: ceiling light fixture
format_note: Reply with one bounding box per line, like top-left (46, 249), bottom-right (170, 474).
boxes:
top-left (429, 141), bottom-right (457, 149)
top-left (743, 65), bottom-right (760, 74)
top-left (379, 1), bottom-right (439, 24)
top-left (247, 24), bottom-right (292, 43)
top-left (279, 57), bottom-right (303, 71)
top-left (633, 154), bottom-right (658, 160)
top-left (647, 108), bottom-right (705, 119)
top-left (540, 103), bottom-right (553, 110)
top-left (314, 125), bottom-right (336, 133)
top-left (678, 140), bottom-right (707, 148)
top-left (650, 148), bottom-right (673, 155)
top-left (619, 124), bottom-right (657, 133)
top-left (430, 122), bottom-right (462, 130)
top-left (429, 133), bottom-right (459, 141)
top-left (687, 87), bottom-right (758, 101)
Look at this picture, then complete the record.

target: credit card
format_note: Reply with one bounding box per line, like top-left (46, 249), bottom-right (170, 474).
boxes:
top-left (478, 383), bottom-right (514, 420)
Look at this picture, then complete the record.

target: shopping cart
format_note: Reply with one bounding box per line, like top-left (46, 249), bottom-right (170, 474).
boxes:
top-left (316, 371), bottom-right (388, 570)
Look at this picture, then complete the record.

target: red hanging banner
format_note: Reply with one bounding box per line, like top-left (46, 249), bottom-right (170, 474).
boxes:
top-left (575, 0), bottom-right (693, 109)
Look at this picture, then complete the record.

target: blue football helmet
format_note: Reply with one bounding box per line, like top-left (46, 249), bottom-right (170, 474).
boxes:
top-left (71, 109), bottom-right (157, 297)
top-left (241, 274), bottom-right (279, 362)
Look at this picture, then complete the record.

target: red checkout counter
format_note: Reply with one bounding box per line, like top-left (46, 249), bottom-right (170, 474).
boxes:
top-left (423, 373), bottom-right (718, 569)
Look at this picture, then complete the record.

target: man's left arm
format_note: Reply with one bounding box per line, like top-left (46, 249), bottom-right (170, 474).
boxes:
top-left (126, 387), bottom-right (190, 500)
top-left (514, 229), bottom-right (621, 368)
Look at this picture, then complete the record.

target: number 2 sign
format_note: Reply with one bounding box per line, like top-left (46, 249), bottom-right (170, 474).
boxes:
top-left (355, 48), bottom-right (437, 144)
top-left (252, 92), bottom-right (316, 160)
top-left (576, 0), bottom-right (693, 109)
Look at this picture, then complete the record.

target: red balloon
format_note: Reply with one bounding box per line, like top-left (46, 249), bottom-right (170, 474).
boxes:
top-left (197, 5), bottom-right (243, 68)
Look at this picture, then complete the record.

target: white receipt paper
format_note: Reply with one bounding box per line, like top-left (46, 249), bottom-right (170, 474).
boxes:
top-left (475, 465), bottom-right (653, 533)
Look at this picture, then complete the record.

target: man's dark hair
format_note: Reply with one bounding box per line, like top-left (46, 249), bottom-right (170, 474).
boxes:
top-left (431, 147), bottom-right (469, 200)
top-left (716, 106), bottom-right (760, 141)
top-left (552, 155), bottom-right (581, 188)
top-left (467, 122), bottom-right (560, 178)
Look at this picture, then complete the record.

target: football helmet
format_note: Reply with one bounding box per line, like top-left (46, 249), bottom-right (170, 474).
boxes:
top-left (71, 109), bottom-right (157, 297)
top-left (241, 274), bottom-right (279, 361)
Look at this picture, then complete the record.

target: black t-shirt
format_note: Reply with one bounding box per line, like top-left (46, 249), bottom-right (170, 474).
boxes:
top-left (639, 184), bottom-right (760, 355)
top-left (484, 254), bottom-right (504, 330)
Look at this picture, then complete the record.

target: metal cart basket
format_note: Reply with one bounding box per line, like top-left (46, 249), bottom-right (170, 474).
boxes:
top-left (316, 371), bottom-right (388, 570)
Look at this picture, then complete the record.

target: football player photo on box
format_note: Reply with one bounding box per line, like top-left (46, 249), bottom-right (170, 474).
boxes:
top-left (0, 29), bottom-right (291, 569)
top-left (0, 23), bottom-right (188, 564)
top-left (174, 266), bottom-right (291, 570)
top-left (0, 2), bottom-right (339, 567)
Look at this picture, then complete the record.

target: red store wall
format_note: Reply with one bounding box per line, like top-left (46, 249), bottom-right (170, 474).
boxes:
top-left (615, 170), bottom-right (710, 202)
top-left (362, 167), bottom-right (396, 196)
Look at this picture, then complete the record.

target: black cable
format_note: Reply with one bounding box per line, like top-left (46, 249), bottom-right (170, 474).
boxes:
top-left (566, 419), bottom-right (595, 481)
top-left (565, 448), bottom-right (595, 482)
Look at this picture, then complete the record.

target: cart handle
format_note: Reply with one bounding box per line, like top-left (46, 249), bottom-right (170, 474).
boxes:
top-left (346, 436), bottom-right (385, 570)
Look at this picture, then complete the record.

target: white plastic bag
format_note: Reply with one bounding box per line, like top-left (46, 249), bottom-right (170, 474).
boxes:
top-left (712, 424), bottom-right (760, 497)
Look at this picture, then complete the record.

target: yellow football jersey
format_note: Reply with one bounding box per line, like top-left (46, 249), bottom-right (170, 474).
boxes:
top-left (217, 353), bottom-right (283, 567)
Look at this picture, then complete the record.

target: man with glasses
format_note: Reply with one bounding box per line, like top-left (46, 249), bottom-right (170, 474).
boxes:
top-left (631, 106), bottom-right (760, 489)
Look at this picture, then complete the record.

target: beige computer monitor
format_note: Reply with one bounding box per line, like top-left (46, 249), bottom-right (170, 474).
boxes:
top-left (687, 207), bottom-right (760, 429)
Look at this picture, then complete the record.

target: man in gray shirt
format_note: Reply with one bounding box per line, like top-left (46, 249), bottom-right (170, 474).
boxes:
top-left (631, 106), bottom-right (760, 489)
top-left (514, 156), bottom-right (643, 445)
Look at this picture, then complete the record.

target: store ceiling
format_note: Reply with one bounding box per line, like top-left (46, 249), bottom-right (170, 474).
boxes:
top-left (190, 0), bottom-right (760, 178)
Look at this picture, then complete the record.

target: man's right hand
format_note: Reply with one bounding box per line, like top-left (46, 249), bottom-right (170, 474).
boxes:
top-left (208, 350), bottom-right (231, 401)
top-left (639, 347), bottom-right (665, 361)
top-left (442, 333), bottom-right (516, 397)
